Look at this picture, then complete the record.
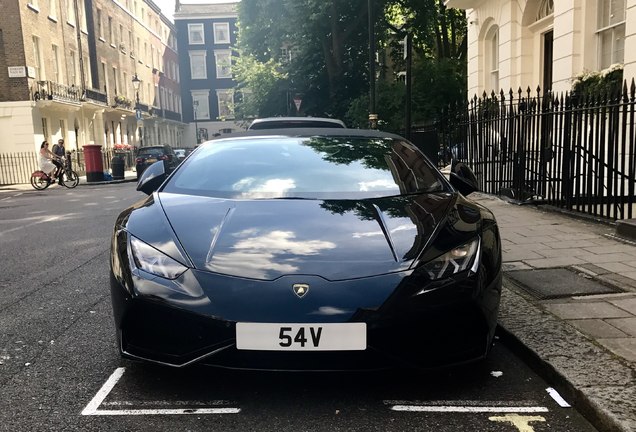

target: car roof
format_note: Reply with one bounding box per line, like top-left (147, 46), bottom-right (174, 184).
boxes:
top-left (248, 117), bottom-right (346, 129)
top-left (208, 128), bottom-right (406, 142)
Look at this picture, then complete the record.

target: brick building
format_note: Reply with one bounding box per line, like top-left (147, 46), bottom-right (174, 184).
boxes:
top-left (0, 0), bottom-right (184, 154)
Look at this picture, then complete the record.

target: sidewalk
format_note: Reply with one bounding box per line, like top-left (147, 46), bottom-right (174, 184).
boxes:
top-left (0, 170), bottom-right (137, 193)
top-left (471, 193), bottom-right (636, 432)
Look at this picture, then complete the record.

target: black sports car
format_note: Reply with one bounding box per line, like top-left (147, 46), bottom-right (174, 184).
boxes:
top-left (110, 129), bottom-right (502, 370)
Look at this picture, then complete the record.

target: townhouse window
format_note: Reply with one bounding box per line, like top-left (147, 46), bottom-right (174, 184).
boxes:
top-left (67, 0), bottom-right (75, 25)
top-left (485, 27), bottom-right (499, 92)
top-left (32, 36), bottom-right (44, 81)
top-left (96, 9), bottom-right (103, 39)
top-left (78, 0), bottom-right (87, 31)
top-left (112, 67), bottom-right (119, 94)
top-left (108, 17), bottom-right (113, 44)
top-left (216, 89), bottom-right (234, 119)
top-left (214, 50), bottom-right (232, 78)
top-left (213, 22), bottom-right (230, 44)
top-left (70, 50), bottom-right (77, 85)
top-left (42, 118), bottom-right (48, 142)
top-left (48, 0), bottom-right (56, 19)
top-left (191, 91), bottom-right (210, 119)
top-left (188, 23), bottom-right (204, 45)
top-left (52, 44), bottom-right (60, 83)
top-left (189, 51), bottom-right (207, 79)
top-left (597, 0), bottom-right (625, 68)
top-left (101, 62), bottom-right (108, 93)
top-left (29, 0), bottom-right (39, 9)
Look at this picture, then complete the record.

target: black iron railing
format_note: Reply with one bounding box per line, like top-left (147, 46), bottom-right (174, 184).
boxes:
top-left (436, 81), bottom-right (636, 221)
top-left (33, 81), bottom-right (81, 103)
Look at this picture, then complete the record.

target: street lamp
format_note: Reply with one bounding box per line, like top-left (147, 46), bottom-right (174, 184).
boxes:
top-left (193, 100), bottom-right (199, 145)
top-left (131, 73), bottom-right (141, 105)
top-left (132, 74), bottom-right (142, 147)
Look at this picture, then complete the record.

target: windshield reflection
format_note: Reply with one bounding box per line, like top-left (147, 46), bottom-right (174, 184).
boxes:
top-left (164, 136), bottom-right (447, 199)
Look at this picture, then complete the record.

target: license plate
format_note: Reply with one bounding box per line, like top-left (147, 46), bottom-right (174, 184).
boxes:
top-left (236, 323), bottom-right (366, 351)
top-left (146, 157), bottom-right (157, 163)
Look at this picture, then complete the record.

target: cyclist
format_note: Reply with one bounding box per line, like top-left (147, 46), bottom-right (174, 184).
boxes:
top-left (38, 141), bottom-right (63, 182)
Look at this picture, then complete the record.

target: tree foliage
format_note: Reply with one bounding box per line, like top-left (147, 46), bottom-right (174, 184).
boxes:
top-left (234, 0), bottom-right (467, 129)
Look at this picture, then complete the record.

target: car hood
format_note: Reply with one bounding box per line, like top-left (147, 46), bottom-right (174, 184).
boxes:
top-left (148, 193), bottom-right (454, 281)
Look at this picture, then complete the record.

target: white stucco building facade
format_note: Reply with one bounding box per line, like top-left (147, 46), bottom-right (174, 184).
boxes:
top-left (446, 0), bottom-right (636, 97)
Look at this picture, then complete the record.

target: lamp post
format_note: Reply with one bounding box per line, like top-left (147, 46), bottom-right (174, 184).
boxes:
top-left (368, 0), bottom-right (377, 129)
top-left (132, 74), bottom-right (142, 147)
top-left (193, 100), bottom-right (199, 145)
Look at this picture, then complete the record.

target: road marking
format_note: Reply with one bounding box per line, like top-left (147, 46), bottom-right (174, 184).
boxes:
top-left (82, 367), bottom-right (241, 416)
top-left (0, 215), bottom-right (63, 236)
top-left (84, 408), bottom-right (240, 416)
top-left (546, 387), bottom-right (571, 407)
top-left (389, 405), bottom-right (549, 413)
top-left (489, 414), bottom-right (546, 432)
top-left (385, 400), bottom-right (549, 413)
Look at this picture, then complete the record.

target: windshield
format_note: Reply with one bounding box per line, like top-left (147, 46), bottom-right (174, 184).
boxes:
top-left (162, 136), bottom-right (448, 199)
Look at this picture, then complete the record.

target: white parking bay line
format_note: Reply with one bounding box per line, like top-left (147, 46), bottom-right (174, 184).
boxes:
top-left (81, 367), bottom-right (241, 416)
top-left (82, 367), bottom-right (126, 415)
top-left (390, 406), bottom-right (549, 413)
top-left (546, 387), bottom-right (571, 408)
top-left (85, 408), bottom-right (241, 416)
top-left (385, 401), bottom-right (548, 413)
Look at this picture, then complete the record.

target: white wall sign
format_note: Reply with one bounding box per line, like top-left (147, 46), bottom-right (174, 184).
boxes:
top-left (7, 66), bottom-right (26, 78)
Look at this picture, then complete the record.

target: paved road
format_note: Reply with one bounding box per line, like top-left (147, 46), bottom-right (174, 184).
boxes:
top-left (0, 184), bottom-right (599, 431)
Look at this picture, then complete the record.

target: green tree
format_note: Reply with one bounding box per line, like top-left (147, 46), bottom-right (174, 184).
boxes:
top-left (233, 52), bottom-right (288, 119)
top-left (235, 0), bottom-right (388, 119)
top-left (347, 0), bottom-right (467, 131)
top-left (234, 0), bottom-right (467, 128)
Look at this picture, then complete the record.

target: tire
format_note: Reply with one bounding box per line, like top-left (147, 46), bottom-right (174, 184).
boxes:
top-left (30, 173), bottom-right (50, 190)
top-left (61, 170), bottom-right (80, 188)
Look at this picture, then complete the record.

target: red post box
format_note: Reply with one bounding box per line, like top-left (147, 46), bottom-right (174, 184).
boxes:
top-left (83, 144), bottom-right (104, 182)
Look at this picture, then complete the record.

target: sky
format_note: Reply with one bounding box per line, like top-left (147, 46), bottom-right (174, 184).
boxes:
top-left (152, 0), bottom-right (240, 22)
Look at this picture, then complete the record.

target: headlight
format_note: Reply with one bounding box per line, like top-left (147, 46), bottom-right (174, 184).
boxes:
top-left (128, 235), bottom-right (188, 279)
top-left (422, 237), bottom-right (480, 280)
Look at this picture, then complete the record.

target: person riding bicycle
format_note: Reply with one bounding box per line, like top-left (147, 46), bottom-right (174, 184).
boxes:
top-left (38, 141), bottom-right (63, 182)
top-left (52, 138), bottom-right (66, 158)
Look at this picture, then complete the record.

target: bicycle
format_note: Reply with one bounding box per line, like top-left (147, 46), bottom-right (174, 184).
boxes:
top-left (30, 158), bottom-right (80, 190)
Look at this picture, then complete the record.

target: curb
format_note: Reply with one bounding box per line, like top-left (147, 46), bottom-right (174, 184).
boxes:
top-left (499, 277), bottom-right (635, 432)
top-left (78, 177), bottom-right (137, 186)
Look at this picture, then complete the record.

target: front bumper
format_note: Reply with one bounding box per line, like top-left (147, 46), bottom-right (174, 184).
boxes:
top-left (110, 267), bottom-right (502, 370)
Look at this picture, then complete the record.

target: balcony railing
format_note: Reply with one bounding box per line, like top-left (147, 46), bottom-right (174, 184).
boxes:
top-left (162, 109), bottom-right (182, 122)
top-left (84, 88), bottom-right (108, 105)
top-left (135, 102), bottom-right (150, 113)
top-left (112, 95), bottom-right (133, 109)
top-left (33, 81), bottom-right (81, 103)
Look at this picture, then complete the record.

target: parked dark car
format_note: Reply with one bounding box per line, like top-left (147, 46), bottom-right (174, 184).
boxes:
top-left (135, 145), bottom-right (178, 179)
top-left (111, 129), bottom-right (502, 370)
top-left (248, 117), bottom-right (346, 130)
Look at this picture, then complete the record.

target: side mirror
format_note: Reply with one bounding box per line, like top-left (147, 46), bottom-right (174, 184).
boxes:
top-left (449, 160), bottom-right (479, 196)
top-left (136, 160), bottom-right (167, 195)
